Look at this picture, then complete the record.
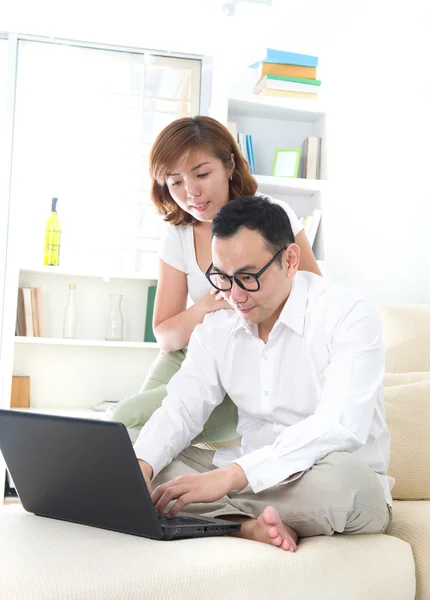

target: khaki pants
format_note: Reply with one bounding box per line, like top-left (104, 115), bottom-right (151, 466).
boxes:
top-left (153, 448), bottom-right (391, 538)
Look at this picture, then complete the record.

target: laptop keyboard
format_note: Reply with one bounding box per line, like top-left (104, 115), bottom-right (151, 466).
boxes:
top-left (159, 515), bottom-right (210, 527)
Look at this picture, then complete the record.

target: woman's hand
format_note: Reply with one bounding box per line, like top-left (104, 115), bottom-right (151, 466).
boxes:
top-left (201, 289), bottom-right (232, 314)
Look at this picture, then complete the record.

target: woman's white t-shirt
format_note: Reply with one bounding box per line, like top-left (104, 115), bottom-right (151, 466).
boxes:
top-left (159, 194), bottom-right (303, 304)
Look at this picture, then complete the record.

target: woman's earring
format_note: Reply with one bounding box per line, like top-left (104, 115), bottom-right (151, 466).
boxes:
top-left (229, 174), bottom-right (233, 181)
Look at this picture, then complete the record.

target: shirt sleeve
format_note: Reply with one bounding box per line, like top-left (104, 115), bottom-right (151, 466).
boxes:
top-left (234, 300), bottom-right (385, 493)
top-left (133, 317), bottom-right (226, 478)
top-left (158, 222), bottom-right (187, 273)
top-left (264, 194), bottom-right (304, 237)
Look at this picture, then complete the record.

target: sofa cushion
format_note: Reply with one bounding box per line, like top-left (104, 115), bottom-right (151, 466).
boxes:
top-left (0, 506), bottom-right (415, 600)
top-left (384, 371), bottom-right (430, 386)
top-left (380, 304), bottom-right (430, 372)
top-left (384, 380), bottom-right (430, 500)
top-left (390, 500), bottom-right (430, 600)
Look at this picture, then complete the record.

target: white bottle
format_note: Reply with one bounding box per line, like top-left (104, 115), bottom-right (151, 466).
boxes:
top-left (63, 284), bottom-right (77, 339)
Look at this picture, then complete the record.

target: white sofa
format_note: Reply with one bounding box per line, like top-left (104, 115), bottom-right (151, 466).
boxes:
top-left (1, 304), bottom-right (429, 600)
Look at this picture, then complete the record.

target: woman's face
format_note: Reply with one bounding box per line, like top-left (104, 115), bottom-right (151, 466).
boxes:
top-left (165, 150), bottom-right (234, 223)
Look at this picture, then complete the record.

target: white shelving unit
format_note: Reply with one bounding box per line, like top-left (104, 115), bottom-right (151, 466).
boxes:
top-left (11, 267), bottom-right (160, 414)
top-left (11, 406), bottom-right (107, 421)
top-left (15, 336), bottom-right (158, 349)
top-left (19, 265), bottom-right (157, 281)
top-left (225, 94), bottom-right (327, 263)
top-left (254, 175), bottom-right (325, 197)
top-left (228, 95), bottom-right (325, 121)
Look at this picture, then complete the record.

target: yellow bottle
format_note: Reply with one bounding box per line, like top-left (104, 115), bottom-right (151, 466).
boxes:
top-left (44, 197), bottom-right (61, 266)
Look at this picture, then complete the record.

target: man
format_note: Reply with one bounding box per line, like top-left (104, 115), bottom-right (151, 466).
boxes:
top-left (134, 196), bottom-right (392, 552)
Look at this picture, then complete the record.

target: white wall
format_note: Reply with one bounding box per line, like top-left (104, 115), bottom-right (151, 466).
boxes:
top-left (3, 0), bottom-right (430, 304)
top-left (2, 0), bottom-right (324, 58)
top-left (319, 0), bottom-right (430, 303)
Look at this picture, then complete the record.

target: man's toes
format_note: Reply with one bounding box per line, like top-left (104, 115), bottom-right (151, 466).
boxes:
top-left (281, 537), bottom-right (296, 552)
top-left (268, 525), bottom-right (279, 539)
top-left (271, 534), bottom-right (283, 546)
top-left (280, 538), bottom-right (290, 551)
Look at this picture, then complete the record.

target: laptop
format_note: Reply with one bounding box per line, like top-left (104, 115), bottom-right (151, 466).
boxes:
top-left (0, 410), bottom-right (240, 540)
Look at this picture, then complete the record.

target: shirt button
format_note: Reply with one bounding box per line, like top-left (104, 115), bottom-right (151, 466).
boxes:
top-left (263, 354), bottom-right (268, 360)
top-left (257, 480), bottom-right (264, 488)
top-left (264, 391), bottom-right (268, 396)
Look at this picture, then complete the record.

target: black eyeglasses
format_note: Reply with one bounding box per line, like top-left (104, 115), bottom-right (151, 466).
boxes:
top-left (205, 247), bottom-right (287, 292)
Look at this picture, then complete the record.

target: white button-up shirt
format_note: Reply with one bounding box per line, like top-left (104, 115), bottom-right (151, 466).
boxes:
top-left (134, 271), bottom-right (392, 505)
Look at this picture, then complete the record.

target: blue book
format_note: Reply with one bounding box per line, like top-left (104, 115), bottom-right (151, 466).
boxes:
top-left (246, 135), bottom-right (256, 174)
top-left (251, 49), bottom-right (318, 69)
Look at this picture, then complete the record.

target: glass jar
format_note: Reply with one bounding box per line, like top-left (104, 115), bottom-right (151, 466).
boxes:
top-left (105, 294), bottom-right (124, 342)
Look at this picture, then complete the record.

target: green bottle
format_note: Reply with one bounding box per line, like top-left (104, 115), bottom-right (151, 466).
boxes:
top-left (44, 197), bottom-right (61, 266)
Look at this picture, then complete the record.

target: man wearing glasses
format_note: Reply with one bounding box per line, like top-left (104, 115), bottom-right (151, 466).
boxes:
top-left (134, 195), bottom-right (392, 551)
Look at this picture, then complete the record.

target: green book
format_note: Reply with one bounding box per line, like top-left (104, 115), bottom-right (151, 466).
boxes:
top-left (144, 285), bottom-right (157, 343)
top-left (264, 74), bottom-right (321, 86)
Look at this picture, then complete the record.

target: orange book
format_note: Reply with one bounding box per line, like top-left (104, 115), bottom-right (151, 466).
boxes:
top-left (257, 62), bottom-right (317, 80)
top-left (256, 89), bottom-right (319, 100)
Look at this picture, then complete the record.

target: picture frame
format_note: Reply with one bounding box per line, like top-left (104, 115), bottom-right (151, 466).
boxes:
top-left (272, 148), bottom-right (301, 178)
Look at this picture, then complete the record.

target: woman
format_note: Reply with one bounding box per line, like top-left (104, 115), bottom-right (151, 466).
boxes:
top-left (109, 116), bottom-right (321, 442)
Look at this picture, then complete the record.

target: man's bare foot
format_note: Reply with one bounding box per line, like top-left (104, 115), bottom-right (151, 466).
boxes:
top-left (251, 506), bottom-right (298, 551)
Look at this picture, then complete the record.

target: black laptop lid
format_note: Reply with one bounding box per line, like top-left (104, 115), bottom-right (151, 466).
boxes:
top-left (0, 410), bottom-right (163, 539)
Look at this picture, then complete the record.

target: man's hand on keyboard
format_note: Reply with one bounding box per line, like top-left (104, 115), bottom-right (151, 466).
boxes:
top-left (151, 464), bottom-right (248, 518)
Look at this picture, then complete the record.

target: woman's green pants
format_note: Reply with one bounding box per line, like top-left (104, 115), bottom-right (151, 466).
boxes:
top-left (108, 349), bottom-right (238, 444)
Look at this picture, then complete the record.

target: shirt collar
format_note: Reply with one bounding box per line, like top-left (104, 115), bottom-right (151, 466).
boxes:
top-left (231, 272), bottom-right (308, 337)
top-left (277, 272), bottom-right (307, 336)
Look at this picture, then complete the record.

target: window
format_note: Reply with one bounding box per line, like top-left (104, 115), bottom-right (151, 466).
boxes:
top-left (11, 40), bottom-right (201, 273)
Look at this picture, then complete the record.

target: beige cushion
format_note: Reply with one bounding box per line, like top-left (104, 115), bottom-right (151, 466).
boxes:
top-left (384, 380), bottom-right (430, 499)
top-left (384, 371), bottom-right (430, 387)
top-left (380, 304), bottom-right (430, 372)
top-left (390, 500), bottom-right (430, 600)
top-left (0, 506), bottom-right (415, 600)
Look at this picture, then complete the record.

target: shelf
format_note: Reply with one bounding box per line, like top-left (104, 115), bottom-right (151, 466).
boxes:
top-left (228, 95), bottom-right (325, 122)
top-left (19, 266), bottom-right (157, 282)
top-left (255, 175), bottom-right (325, 197)
top-left (15, 336), bottom-right (159, 349)
top-left (11, 406), bottom-right (108, 420)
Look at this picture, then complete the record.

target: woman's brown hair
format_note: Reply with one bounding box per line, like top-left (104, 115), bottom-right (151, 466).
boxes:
top-left (149, 116), bottom-right (258, 226)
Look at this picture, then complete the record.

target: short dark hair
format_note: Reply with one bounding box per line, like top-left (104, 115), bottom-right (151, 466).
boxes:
top-left (212, 196), bottom-right (295, 257)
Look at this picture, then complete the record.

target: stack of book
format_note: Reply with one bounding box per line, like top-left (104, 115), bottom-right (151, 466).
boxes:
top-left (251, 49), bottom-right (321, 101)
top-left (16, 287), bottom-right (43, 337)
top-left (227, 122), bottom-right (256, 174)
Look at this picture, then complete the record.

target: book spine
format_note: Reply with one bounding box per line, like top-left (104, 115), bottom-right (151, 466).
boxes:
top-left (265, 74), bottom-right (321, 86)
top-left (22, 287), bottom-right (34, 337)
top-left (249, 136), bottom-right (256, 175)
top-left (260, 63), bottom-right (317, 79)
top-left (34, 287), bottom-right (43, 337)
top-left (265, 49), bottom-right (318, 68)
top-left (245, 135), bottom-right (255, 174)
top-left (256, 89), bottom-right (319, 100)
top-left (305, 137), bottom-right (322, 180)
top-left (17, 288), bottom-right (27, 337)
top-left (31, 287), bottom-right (39, 337)
top-left (259, 79), bottom-right (320, 94)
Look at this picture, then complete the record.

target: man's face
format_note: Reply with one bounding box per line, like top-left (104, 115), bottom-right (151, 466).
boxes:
top-left (211, 228), bottom-right (298, 326)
